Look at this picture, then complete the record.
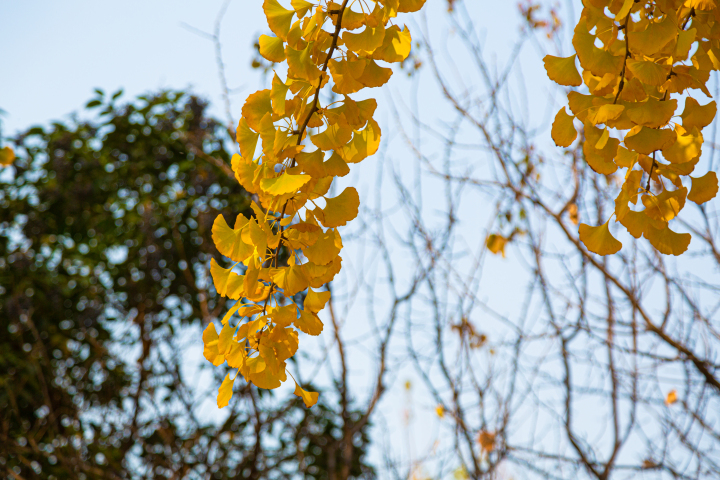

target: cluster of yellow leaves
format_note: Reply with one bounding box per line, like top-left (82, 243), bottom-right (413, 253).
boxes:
top-left (546, 0), bottom-right (720, 256)
top-left (203, 0), bottom-right (425, 409)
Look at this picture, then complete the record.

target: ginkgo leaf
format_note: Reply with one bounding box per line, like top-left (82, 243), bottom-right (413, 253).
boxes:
top-left (371, 25), bottom-right (412, 63)
top-left (675, 28), bottom-right (697, 60)
top-left (260, 171), bottom-right (312, 196)
top-left (486, 234), bottom-right (507, 257)
top-left (217, 373), bottom-right (235, 408)
top-left (624, 127), bottom-right (676, 154)
top-left (0, 146), bottom-right (14, 167)
top-left (584, 124), bottom-right (619, 174)
top-left (627, 15), bottom-right (677, 56)
top-left (236, 118), bottom-right (260, 160)
top-left (324, 152), bottom-right (350, 177)
top-left (213, 214), bottom-right (254, 262)
top-left (304, 288), bottom-right (331, 313)
top-left (286, 43), bottom-right (321, 82)
top-left (688, 171), bottom-right (719, 204)
top-left (626, 59), bottom-right (671, 86)
top-left (318, 187), bottom-right (360, 227)
top-left (344, 24), bottom-right (385, 55)
top-left (211, 259), bottom-right (247, 300)
top-left (644, 224), bottom-right (691, 256)
top-left (293, 382), bottom-right (319, 407)
top-left (295, 308), bottom-right (323, 335)
top-left (579, 221), bottom-right (622, 255)
top-left (615, 0), bottom-right (634, 20)
top-left (586, 104), bottom-right (624, 125)
top-left (398, 0), bottom-right (426, 12)
top-left (626, 99), bottom-right (677, 128)
top-left (242, 90), bottom-right (272, 132)
top-left (248, 363), bottom-right (286, 389)
top-left (271, 73), bottom-right (290, 116)
top-left (263, 0), bottom-right (295, 40)
top-left (232, 153), bottom-right (258, 193)
top-left (304, 228), bottom-right (341, 265)
top-left (329, 57), bottom-right (367, 94)
top-left (662, 126), bottom-right (702, 164)
top-left (681, 97), bottom-right (717, 130)
top-left (641, 188), bottom-right (687, 222)
top-left (259, 34), bottom-right (286, 63)
top-left (270, 264), bottom-right (309, 296)
top-left (543, 54), bottom-right (582, 87)
top-left (356, 59), bottom-right (393, 89)
top-left (340, 119), bottom-right (381, 163)
top-left (573, 19), bottom-right (624, 76)
top-left (685, 0), bottom-right (717, 10)
top-left (665, 389), bottom-right (678, 406)
top-left (203, 323), bottom-right (226, 366)
top-left (311, 124), bottom-right (353, 151)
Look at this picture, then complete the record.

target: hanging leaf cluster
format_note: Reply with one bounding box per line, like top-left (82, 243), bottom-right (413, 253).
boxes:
top-left (546, 0), bottom-right (719, 256)
top-left (203, 0), bottom-right (424, 408)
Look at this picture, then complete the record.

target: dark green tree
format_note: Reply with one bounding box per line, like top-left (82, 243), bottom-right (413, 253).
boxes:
top-left (0, 90), bottom-right (373, 479)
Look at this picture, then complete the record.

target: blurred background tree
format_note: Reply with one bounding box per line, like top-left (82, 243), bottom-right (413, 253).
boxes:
top-left (0, 90), bottom-right (373, 479)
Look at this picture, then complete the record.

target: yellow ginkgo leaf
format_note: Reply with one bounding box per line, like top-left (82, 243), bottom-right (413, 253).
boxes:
top-left (626, 58), bottom-right (671, 86)
top-left (681, 97), bottom-right (717, 130)
top-left (259, 34), bottom-right (286, 63)
top-left (371, 25), bottom-right (412, 63)
top-left (543, 54), bottom-right (582, 87)
top-left (626, 99), bottom-right (677, 129)
top-left (270, 264), bottom-right (309, 296)
top-left (641, 188), bottom-right (687, 222)
top-left (486, 234), bottom-right (507, 257)
top-left (398, 0), bottom-right (426, 13)
top-left (0, 146), bottom-right (15, 167)
top-left (286, 43), bottom-right (321, 82)
top-left (318, 187), bottom-right (360, 227)
top-left (290, 0), bottom-right (314, 17)
top-left (271, 73), bottom-right (290, 116)
top-left (624, 127), bottom-right (676, 155)
top-left (340, 119), bottom-right (382, 163)
top-left (248, 363), bottom-right (286, 389)
top-left (344, 24), bottom-right (386, 55)
top-left (662, 126), bottom-right (702, 164)
top-left (579, 221), bottom-right (623, 255)
top-left (329, 57), bottom-right (367, 94)
top-left (241, 90), bottom-right (272, 132)
top-left (236, 119), bottom-right (260, 160)
top-left (311, 123), bottom-right (353, 151)
top-left (231, 154), bottom-right (258, 193)
top-left (295, 308), bottom-right (324, 335)
top-left (304, 288), bottom-right (331, 313)
top-left (263, 0), bottom-right (295, 40)
top-left (584, 124), bottom-right (619, 174)
top-left (356, 59), bottom-right (393, 88)
top-left (688, 171), bottom-right (719, 204)
top-left (203, 323), bottom-right (226, 367)
top-left (212, 214), bottom-right (254, 262)
top-left (217, 373), bottom-right (235, 408)
top-left (304, 228), bottom-right (341, 265)
top-left (627, 15), bottom-right (677, 56)
top-left (614, 147), bottom-right (638, 169)
top-left (615, 0), bottom-right (634, 19)
top-left (644, 224), bottom-right (691, 256)
top-left (665, 389), bottom-right (678, 406)
top-left (586, 104), bottom-right (625, 125)
top-left (260, 172), bottom-right (311, 196)
top-left (211, 259), bottom-right (247, 300)
top-left (324, 152), bottom-right (350, 177)
top-left (573, 19), bottom-right (624, 76)
top-left (293, 382), bottom-right (319, 407)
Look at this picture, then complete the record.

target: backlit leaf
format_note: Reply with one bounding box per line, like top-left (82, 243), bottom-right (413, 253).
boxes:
top-left (259, 34), bottom-right (286, 63)
top-left (293, 382), bottom-right (319, 407)
top-left (543, 54), bottom-right (582, 87)
top-left (217, 373), bottom-right (235, 408)
top-left (688, 171), bottom-right (718, 204)
top-left (371, 25), bottom-right (412, 63)
top-left (579, 221), bottom-right (622, 255)
top-left (263, 0), bottom-right (295, 40)
top-left (318, 187), bottom-right (360, 227)
top-left (681, 97), bottom-right (717, 130)
top-left (644, 224), bottom-right (691, 256)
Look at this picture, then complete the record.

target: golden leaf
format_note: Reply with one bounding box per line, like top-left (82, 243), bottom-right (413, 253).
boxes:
top-left (270, 264), bottom-right (309, 296)
top-left (573, 19), bottom-right (623, 76)
top-left (212, 214), bottom-right (254, 262)
top-left (644, 224), bottom-right (691, 256)
top-left (626, 99), bottom-right (677, 129)
top-left (236, 119), bottom-right (260, 160)
top-left (665, 389), bottom-right (678, 406)
top-left (340, 119), bottom-right (382, 163)
top-left (202, 323), bottom-right (225, 367)
top-left (304, 228), bottom-right (341, 265)
top-left (295, 308), bottom-right (324, 335)
top-left (241, 90), bottom-right (272, 131)
top-left (311, 123), bottom-right (353, 151)
top-left (260, 171), bottom-right (312, 196)
top-left (681, 97), bottom-right (717, 130)
top-left (259, 34), bottom-right (286, 63)
top-left (0, 146), bottom-right (15, 167)
top-left (626, 59), bottom-right (671, 87)
top-left (293, 382), bottom-right (319, 407)
top-left (486, 234), bottom-right (507, 257)
top-left (371, 25), bottom-right (412, 63)
top-left (435, 405), bottom-right (445, 418)
top-left (624, 127), bottom-right (676, 155)
top-left (286, 43), bottom-right (321, 82)
top-left (344, 24), bottom-right (386, 55)
top-left (688, 171), bottom-right (719, 204)
top-left (543, 54), bottom-right (582, 87)
top-left (263, 0), bottom-right (295, 40)
top-left (398, 0), bottom-right (427, 13)
top-left (642, 188), bottom-right (687, 222)
top-left (304, 288), bottom-right (331, 314)
top-left (318, 187), bottom-right (360, 227)
top-left (662, 126), bottom-right (702, 164)
top-left (217, 373), bottom-right (235, 409)
top-left (478, 431), bottom-right (495, 453)
top-left (552, 107), bottom-right (577, 148)
top-left (579, 221), bottom-right (622, 255)
top-left (627, 15), bottom-right (677, 56)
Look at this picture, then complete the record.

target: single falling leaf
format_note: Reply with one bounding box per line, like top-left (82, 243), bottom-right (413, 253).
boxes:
top-left (293, 382), bottom-right (319, 407)
top-left (681, 97), bottom-right (717, 130)
top-left (665, 389), bottom-right (678, 406)
top-left (688, 171), bottom-right (719, 204)
top-left (579, 221), bottom-right (622, 256)
top-left (317, 187), bottom-right (360, 227)
top-left (543, 54), bottom-right (582, 87)
top-left (435, 405), bottom-right (445, 418)
top-left (486, 234), bottom-right (507, 257)
top-left (551, 107), bottom-right (577, 147)
top-left (217, 373), bottom-right (235, 408)
top-left (0, 146), bottom-right (15, 167)
top-left (478, 431), bottom-right (495, 453)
